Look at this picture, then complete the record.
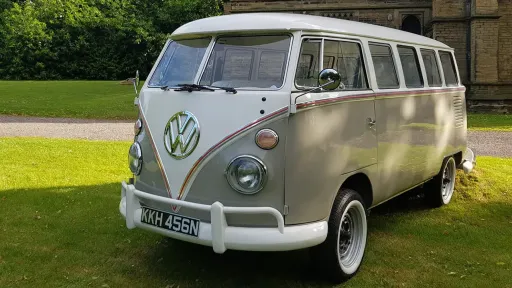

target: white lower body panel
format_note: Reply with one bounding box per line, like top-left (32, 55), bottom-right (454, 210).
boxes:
top-left (120, 181), bottom-right (328, 253)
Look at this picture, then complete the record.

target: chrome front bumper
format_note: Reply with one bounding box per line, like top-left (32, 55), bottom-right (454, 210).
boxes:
top-left (120, 181), bottom-right (327, 253)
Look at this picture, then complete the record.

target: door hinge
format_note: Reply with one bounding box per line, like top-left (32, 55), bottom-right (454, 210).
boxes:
top-left (283, 205), bottom-right (289, 216)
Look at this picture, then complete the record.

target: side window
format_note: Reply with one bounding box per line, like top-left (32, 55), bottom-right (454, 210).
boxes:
top-left (295, 39), bottom-right (321, 87)
top-left (397, 46), bottom-right (423, 88)
top-left (421, 49), bottom-right (442, 87)
top-left (369, 44), bottom-right (399, 89)
top-left (324, 40), bottom-right (368, 90)
top-left (439, 51), bottom-right (459, 86)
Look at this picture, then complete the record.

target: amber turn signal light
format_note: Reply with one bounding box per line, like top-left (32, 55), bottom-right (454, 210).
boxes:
top-left (255, 129), bottom-right (279, 150)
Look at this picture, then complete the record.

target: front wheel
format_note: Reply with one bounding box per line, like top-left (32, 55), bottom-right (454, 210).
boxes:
top-left (311, 188), bottom-right (367, 282)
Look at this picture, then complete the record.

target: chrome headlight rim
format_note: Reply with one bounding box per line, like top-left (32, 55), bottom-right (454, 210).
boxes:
top-left (225, 155), bottom-right (267, 195)
top-left (129, 142), bottom-right (143, 175)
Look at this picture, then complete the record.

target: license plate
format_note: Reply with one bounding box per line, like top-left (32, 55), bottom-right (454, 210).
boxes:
top-left (140, 206), bottom-right (200, 237)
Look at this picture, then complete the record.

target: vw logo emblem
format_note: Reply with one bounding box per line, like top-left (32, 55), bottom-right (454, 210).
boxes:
top-left (163, 111), bottom-right (200, 160)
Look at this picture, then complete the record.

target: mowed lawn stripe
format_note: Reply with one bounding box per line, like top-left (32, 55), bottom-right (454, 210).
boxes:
top-left (0, 81), bottom-right (138, 120)
top-left (467, 113), bottom-right (512, 131)
top-left (0, 139), bottom-right (511, 287)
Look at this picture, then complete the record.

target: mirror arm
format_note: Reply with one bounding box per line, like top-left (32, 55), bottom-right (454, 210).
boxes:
top-left (290, 80), bottom-right (334, 114)
top-left (133, 80), bottom-right (138, 96)
top-left (133, 70), bottom-right (140, 106)
top-left (133, 70), bottom-right (140, 96)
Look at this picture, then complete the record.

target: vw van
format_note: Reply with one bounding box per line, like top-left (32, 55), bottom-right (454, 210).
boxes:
top-left (120, 13), bottom-right (476, 282)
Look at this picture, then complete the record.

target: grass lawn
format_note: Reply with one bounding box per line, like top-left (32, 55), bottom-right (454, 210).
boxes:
top-left (0, 137), bottom-right (510, 287)
top-left (0, 81), bottom-right (138, 120)
top-left (467, 113), bottom-right (512, 131)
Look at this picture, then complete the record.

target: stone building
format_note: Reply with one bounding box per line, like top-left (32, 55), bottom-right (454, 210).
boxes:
top-left (224, 0), bottom-right (512, 112)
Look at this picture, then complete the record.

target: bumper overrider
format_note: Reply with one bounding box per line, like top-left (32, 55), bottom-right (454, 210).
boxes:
top-left (461, 147), bottom-right (477, 174)
top-left (120, 181), bottom-right (328, 253)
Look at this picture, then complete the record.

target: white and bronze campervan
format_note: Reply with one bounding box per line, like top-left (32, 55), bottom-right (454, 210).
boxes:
top-left (120, 13), bottom-right (476, 282)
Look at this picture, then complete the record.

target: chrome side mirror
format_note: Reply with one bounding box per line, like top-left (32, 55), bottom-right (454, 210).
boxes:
top-left (318, 68), bottom-right (341, 91)
top-left (133, 70), bottom-right (140, 96)
top-left (290, 69), bottom-right (342, 114)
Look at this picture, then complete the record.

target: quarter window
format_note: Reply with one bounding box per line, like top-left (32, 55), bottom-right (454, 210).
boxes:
top-left (369, 44), bottom-right (399, 89)
top-left (421, 49), bottom-right (442, 87)
top-left (439, 51), bottom-right (459, 86)
top-left (398, 46), bottom-right (423, 88)
top-left (295, 39), bottom-right (321, 87)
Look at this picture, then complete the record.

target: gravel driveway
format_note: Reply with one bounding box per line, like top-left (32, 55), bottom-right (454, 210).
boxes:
top-left (467, 130), bottom-right (512, 158)
top-left (0, 115), bottom-right (133, 141)
top-left (0, 115), bottom-right (510, 157)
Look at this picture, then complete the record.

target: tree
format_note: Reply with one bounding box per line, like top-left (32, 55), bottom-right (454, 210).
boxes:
top-left (0, 0), bottom-right (223, 80)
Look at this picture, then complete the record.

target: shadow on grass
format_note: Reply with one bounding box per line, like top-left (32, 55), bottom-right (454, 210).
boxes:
top-left (143, 239), bottom-right (324, 287)
top-left (369, 186), bottom-right (430, 216)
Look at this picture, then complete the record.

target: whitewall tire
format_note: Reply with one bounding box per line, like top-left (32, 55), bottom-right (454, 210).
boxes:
top-left (311, 188), bottom-right (368, 282)
top-left (426, 156), bottom-right (456, 207)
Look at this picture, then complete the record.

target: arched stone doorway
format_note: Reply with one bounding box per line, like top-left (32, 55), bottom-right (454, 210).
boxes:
top-left (401, 15), bottom-right (422, 35)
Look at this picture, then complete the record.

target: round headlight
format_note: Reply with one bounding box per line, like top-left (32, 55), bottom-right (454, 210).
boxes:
top-left (128, 142), bottom-right (143, 175)
top-left (225, 155), bottom-right (267, 194)
top-left (134, 119), bottom-right (142, 136)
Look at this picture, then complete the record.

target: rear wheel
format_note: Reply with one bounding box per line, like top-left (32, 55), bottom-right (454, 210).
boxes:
top-left (311, 188), bottom-right (367, 282)
top-left (425, 157), bottom-right (456, 207)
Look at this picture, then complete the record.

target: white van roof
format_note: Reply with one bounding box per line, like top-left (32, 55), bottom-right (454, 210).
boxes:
top-left (171, 13), bottom-right (450, 49)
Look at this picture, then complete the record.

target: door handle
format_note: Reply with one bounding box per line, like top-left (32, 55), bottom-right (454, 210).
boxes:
top-left (367, 118), bottom-right (376, 128)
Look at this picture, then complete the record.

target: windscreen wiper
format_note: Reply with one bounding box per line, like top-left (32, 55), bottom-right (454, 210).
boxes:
top-left (174, 84), bottom-right (215, 92)
top-left (161, 83), bottom-right (237, 94)
top-left (209, 86), bottom-right (237, 94)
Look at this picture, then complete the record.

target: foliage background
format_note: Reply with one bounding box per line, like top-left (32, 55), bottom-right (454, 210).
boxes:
top-left (0, 0), bottom-right (223, 80)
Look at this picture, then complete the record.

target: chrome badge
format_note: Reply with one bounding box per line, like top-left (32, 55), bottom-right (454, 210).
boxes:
top-left (164, 111), bottom-right (200, 159)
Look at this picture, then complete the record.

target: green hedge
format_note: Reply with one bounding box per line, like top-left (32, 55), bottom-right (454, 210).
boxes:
top-left (0, 0), bottom-right (222, 80)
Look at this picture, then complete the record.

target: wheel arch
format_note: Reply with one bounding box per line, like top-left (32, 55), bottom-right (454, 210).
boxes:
top-left (338, 173), bottom-right (373, 209)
